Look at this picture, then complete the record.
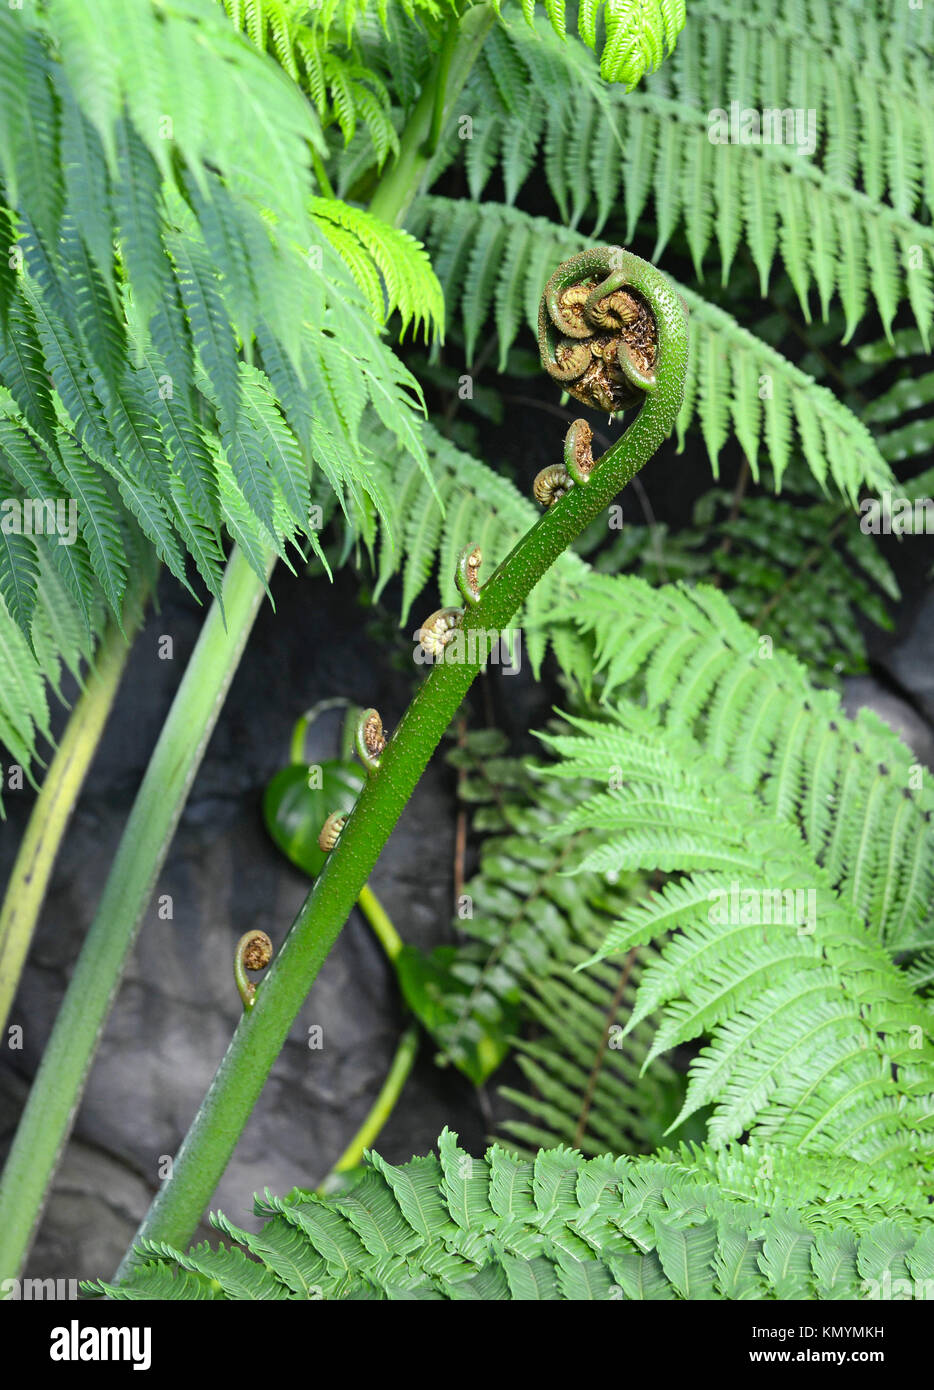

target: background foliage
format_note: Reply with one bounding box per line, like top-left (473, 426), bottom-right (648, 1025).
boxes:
top-left (2, 0), bottom-right (933, 1297)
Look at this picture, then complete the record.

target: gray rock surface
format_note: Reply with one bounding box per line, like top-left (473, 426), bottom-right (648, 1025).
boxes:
top-left (879, 589), bottom-right (934, 727)
top-left (842, 676), bottom-right (934, 768)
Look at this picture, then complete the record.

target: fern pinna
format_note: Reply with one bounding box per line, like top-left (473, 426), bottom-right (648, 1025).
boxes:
top-left (89, 1128), bottom-right (933, 1300)
top-left (585, 476), bottom-right (901, 683)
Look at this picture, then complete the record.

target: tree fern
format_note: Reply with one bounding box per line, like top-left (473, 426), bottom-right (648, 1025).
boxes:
top-left (1, 0), bottom-right (435, 615)
top-left (86, 1127), bottom-right (933, 1300)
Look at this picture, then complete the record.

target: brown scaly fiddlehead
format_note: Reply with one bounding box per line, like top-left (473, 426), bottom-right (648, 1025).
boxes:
top-left (416, 606), bottom-right (464, 659)
top-left (455, 544), bottom-right (483, 606)
top-left (355, 708), bottom-right (387, 775)
top-left (533, 246), bottom-right (679, 506)
top-left (413, 548), bottom-right (485, 669)
top-left (234, 931), bottom-right (274, 1010)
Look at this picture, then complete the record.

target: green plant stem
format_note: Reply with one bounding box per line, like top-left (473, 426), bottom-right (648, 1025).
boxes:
top-left (0, 613), bottom-right (138, 1032)
top-left (115, 261), bottom-right (689, 1274)
top-left (317, 1022), bottom-right (420, 1192)
top-left (367, 4), bottom-right (495, 227)
top-left (356, 883), bottom-right (403, 961)
top-left (426, 18), bottom-right (460, 156)
top-left (310, 145), bottom-right (336, 199)
top-left (0, 545), bottom-right (273, 1282)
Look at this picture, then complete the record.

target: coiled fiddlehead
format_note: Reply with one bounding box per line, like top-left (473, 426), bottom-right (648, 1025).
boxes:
top-left (539, 247), bottom-right (663, 409)
top-left (533, 246), bottom-right (687, 508)
top-left (318, 811), bottom-right (347, 852)
top-left (234, 931), bottom-right (274, 1011)
top-left (417, 606), bottom-right (463, 659)
top-left (356, 708), bottom-right (386, 774)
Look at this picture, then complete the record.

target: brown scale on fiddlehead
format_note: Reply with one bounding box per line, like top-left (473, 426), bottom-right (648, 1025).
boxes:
top-left (455, 544), bottom-right (483, 606)
top-left (318, 811), bottom-right (346, 852)
top-left (234, 930), bottom-right (273, 1010)
top-left (355, 708), bottom-right (386, 774)
top-left (538, 249), bottom-right (661, 415)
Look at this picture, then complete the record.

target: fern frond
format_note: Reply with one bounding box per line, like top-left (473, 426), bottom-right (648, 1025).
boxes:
top-left (455, 5), bottom-right (934, 345)
top-left (534, 582), bottom-right (934, 1169)
top-left (310, 198), bottom-right (444, 342)
top-left (87, 1128), bottom-right (932, 1300)
top-left (584, 483), bottom-right (900, 682)
top-left (515, 0), bottom-right (686, 88)
top-left (222, 0), bottom-right (402, 164)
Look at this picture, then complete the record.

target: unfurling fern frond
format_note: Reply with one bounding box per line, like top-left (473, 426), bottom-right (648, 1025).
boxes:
top-left (86, 1128), bottom-right (933, 1300)
top-left (534, 579), bottom-right (934, 1173)
top-left (371, 421), bottom-right (589, 674)
top-left (407, 198), bottom-right (895, 501)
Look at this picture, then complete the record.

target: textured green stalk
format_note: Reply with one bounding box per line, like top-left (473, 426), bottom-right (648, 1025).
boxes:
top-left (317, 1023), bottom-right (420, 1191)
top-left (116, 251), bottom-right (689, 1274)
top-left (367, 4), bottom-right (495, 226)
top-left (0, 546), bottom-right (272, 1282)
top-left (0, 611), bottom-right (138, 1032)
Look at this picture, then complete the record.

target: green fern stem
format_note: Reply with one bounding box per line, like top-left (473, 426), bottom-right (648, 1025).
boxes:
top-left (367, 4), bottom-right (496, 226)
top-left (114, 248), bottom-right (689, 1275)
top-left (0, 545), bottom-right (273, 1283)
top-left (0, 609), bottom-right (141, 1032)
